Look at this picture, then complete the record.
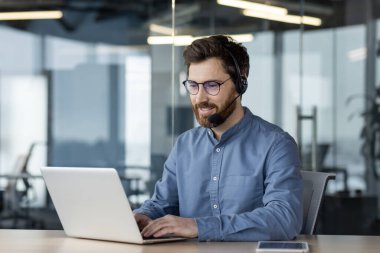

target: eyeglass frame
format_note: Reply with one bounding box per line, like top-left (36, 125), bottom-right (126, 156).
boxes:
top-left (182, 77), bottom-right (231, 96)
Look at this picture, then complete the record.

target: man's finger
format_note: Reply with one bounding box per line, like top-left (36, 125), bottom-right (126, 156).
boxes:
top-left (141, 219), bottom-right (161, 234)
top-left (142, 220), bottom-right (169, 237)
top-left (153, 226), bottom-right (175, 238)
top-left (142, 216), bottom-right (175, 234)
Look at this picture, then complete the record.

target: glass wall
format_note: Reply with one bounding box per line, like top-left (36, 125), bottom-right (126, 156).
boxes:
top-left (0, 0), bottom-right (379, 234)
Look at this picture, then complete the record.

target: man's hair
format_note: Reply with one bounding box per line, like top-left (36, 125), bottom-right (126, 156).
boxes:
top-left (183, 35), bottom-right (250, 81)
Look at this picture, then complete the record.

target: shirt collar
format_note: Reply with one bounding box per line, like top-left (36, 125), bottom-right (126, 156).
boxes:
top-left (205, 107), bottom-right (254, 144)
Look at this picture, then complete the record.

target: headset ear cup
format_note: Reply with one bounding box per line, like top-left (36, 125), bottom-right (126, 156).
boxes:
top-left (224, 47), bottom-right (248, 94)
top-left (235, 78), bottom-right (241, 94)
top-left (240, 77), bottom-right (248, 94)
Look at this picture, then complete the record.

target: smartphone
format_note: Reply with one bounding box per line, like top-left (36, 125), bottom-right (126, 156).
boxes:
top-left (256, 241), bottom-right (309, 252)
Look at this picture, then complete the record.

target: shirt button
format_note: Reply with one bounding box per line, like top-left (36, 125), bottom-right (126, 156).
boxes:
top-left (213, 204), bottom-right (218, 209)
top-left (213, 176), bottom-right (218, 181)
top-left (216, 148), bottom-right (221, 152)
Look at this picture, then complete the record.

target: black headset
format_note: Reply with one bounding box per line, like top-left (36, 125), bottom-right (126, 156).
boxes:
top-left (225, 48), bottom-right (248, 95)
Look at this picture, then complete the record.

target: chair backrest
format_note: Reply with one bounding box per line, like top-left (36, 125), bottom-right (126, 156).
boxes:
top-left (301, 170), bottom-right (335, 234)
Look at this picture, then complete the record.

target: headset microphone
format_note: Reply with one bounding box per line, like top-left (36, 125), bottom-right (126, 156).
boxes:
top-left (207, 94), bottom-right (241, 126)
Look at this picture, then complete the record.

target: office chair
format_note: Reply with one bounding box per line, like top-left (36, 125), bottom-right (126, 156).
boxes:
top-left (1, 143), bottom-right (43, 228)
top-left (301, 170), bottom-right (335, 235)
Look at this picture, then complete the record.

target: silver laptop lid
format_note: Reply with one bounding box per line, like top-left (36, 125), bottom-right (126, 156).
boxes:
top-left (41, 167), bottom-right (143, 244)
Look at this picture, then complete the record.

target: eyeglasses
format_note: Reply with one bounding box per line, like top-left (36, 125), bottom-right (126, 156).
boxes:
top-left (182, 77), bottom-right (231, 96)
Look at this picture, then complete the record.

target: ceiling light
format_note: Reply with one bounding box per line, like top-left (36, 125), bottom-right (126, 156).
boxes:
top-left (217, 0), bottom-right (287, 15)
top-left (147, 36), bottom-right (194, 46)
top-left (149, 24), bottom-right (173, 35)
top-left (147, 34), bottom-right (254, 46)
top-left (0, 10), bottom-right (63, 21)
top-left (228, 34), bottom-right (254, 42)
top-left (243, 9), bottom-right (322, 26)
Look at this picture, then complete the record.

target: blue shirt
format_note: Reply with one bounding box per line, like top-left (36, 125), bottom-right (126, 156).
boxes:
top-left (134, 108), bottom-right (303, 241)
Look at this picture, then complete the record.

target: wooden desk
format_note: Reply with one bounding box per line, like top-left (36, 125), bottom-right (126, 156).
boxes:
top-left (0, 230), bottom-right (379, 253)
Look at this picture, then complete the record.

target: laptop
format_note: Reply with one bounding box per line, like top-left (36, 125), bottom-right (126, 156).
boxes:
top-left (41, 166), bottom-right (186, 244)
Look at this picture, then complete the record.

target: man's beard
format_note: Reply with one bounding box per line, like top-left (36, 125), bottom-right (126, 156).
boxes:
top-left (192, 94), bottom-right (237, 128)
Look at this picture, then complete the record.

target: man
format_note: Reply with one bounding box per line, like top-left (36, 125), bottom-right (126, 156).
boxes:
top-left (134, 35), bottom-right (303, 241)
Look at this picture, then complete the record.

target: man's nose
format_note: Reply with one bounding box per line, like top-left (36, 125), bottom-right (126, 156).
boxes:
top-left (195, 85), bottom-right (208, 103)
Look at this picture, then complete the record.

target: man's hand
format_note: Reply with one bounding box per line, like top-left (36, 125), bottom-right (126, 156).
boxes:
top-left (134, 213), bottom-right (152, 231)
top-left (141, 215), bottom-right (198, 238)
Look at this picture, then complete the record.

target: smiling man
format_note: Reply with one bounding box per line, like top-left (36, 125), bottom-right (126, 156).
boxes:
top-left (133, 35), bottom-right (303, 241)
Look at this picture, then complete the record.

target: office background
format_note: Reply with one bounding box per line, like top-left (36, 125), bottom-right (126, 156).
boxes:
top-left (0, 0), bottom-right (379, 235)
